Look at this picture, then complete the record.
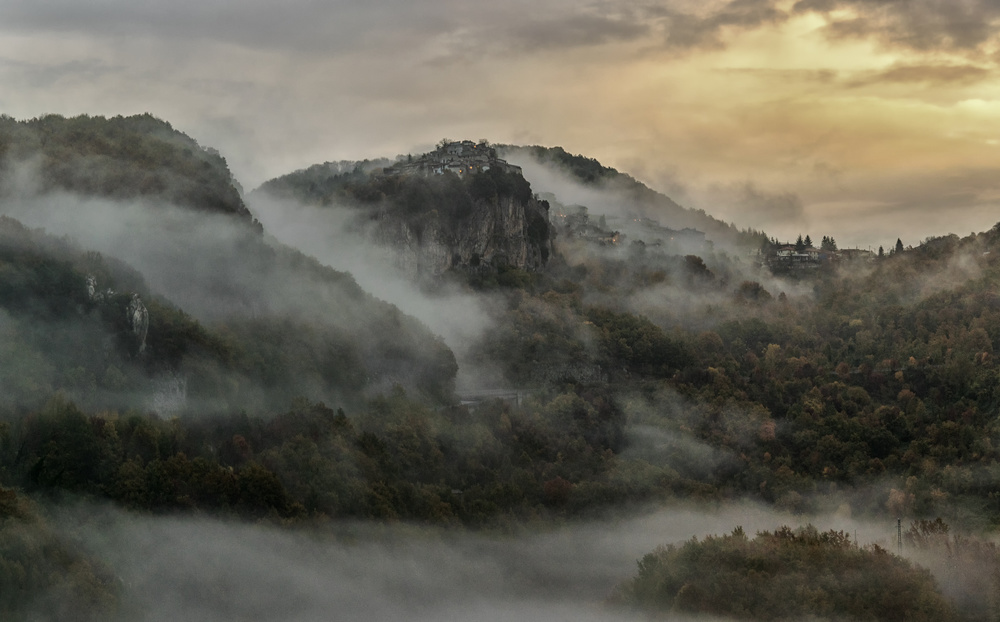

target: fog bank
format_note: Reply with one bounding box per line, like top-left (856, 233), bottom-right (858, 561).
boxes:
top-left (50, 500), bottom-right (911, 622)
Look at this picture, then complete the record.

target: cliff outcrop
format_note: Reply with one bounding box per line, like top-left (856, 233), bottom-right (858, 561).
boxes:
top-left (256, 141), bottom-right (554, 277)
top-left (374, 192), bottom-right (551, 276)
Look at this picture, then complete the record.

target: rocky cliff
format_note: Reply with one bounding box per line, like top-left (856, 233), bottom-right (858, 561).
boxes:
top-left (256, 145), bottom-right (554, 278)
top-left (374, 192), bottom-right (551, 277)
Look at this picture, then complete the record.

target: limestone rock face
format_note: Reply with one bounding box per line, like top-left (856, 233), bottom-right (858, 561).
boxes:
top-left (127, 294), bottom-right (149, 354)
top-left (86, 274), bottom-right (149, 356)
top-left (375, 195), bottom-right (551, 277)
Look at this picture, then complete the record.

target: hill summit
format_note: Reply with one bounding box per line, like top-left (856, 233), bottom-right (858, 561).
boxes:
top-left (255, 140), bottom-right (553, 276)
top-left (383, 139), bottom-right (522, 178)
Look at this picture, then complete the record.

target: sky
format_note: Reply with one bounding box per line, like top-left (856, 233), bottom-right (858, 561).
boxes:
top-left (1, 0), bottom-right (999, 248)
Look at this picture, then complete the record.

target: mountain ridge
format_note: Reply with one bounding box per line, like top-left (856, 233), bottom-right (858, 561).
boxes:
top-left (498, 144), bottom-right (768, 249)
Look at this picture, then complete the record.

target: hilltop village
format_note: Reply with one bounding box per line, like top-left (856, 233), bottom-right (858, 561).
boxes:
top-left (763, 237), bottom-right (877, 272)
top-left (384, 139), bottom-right (523, 177)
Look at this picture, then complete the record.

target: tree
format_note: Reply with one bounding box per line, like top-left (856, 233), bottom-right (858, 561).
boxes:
top-left (895, 238), bottom-right (904, 254)
top-left (821, 236), bottom-right (837, 251)
top-left (804, 234), bottom-right (812, 248)
top-left (795, 235), bottom-right (805, 252)
top-left (613, 526), bottom-right (958, 621)
top-left (879, 245), bottom-right (885, 257)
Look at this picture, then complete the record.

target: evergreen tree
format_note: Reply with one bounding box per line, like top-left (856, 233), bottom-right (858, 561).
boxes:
top-left (878, 245), bottom-right (884, 257)
top-left (804, 234), bottom-right (812, 248)
top-left (795, 235), bottom-right (805, 252)
top-left (895, 238), bottom-right (904, 254)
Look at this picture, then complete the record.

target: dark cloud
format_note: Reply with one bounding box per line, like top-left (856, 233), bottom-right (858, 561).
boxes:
top-left (508, 13), bottom-right (651, 51)
top-left (420, 7), bottom-right (654, 63)
top-left (0, 0), bottom-right (656, 59)
top-left (662, 0), bottom-right (788, 49)
top-left (794, 0), bottom-right (1000, 53)
top-left (0, 0), bottom-right (461, 54)
top-left (659, 0), bottom-right (1000, 55)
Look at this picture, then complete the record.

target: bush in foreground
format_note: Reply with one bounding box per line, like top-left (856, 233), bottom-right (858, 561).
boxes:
top-left (612, 525), bottom-right (957, 621)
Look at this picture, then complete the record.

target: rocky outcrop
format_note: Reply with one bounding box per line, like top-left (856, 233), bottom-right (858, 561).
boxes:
top-left (86, 274), bottom-right (148, 356)
top-left (375, 194), bottom-right (551, 277)
top-left (128, 294), bottom-right (149, 354)
top-left (254, 139), bottom-right (555, 278)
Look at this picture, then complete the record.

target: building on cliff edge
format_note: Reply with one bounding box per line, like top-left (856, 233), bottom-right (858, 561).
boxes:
top-left (382, 140), bottom-right (522, 178)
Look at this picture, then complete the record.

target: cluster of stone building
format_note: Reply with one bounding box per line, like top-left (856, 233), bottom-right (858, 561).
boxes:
top-left (766, 245), bottom-right (875, 270)
top-left (383, 140), bottom-right (523, 178)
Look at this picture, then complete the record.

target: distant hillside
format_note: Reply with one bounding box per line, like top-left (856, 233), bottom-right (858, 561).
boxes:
top-left (0, 114), bottom-right (254, 222)
top-left (255, 158), bottom-right (394, 206)
top-left (499, 145), bottom-right (768, 248)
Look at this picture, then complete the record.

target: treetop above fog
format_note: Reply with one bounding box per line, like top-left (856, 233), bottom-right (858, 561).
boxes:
top-left (0, 113), bottom-right (253, 221)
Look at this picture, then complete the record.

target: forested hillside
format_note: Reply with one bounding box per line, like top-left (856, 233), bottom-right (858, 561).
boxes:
top-left (467, 225), bottom-right (1000, 525)
top-left (0, 115), bottom-right (457, 415)
top-left (0, 114), bottom-right (253, 221)
top-left (4, 115), bottom-right (1000, 620)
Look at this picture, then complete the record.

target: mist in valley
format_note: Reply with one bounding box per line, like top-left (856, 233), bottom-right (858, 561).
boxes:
top-left (502, 151), bottom-right (820, 335)
top-left (0, 161), bottom-right (458, 413)
top-left (246, 191), bottom-right (500, 393)
top-left (48, 498), bottom-right (918, 622)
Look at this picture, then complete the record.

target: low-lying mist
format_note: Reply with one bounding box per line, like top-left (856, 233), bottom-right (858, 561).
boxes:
top-left (0, 192), bottom-right (336, 323)
top-left (0, 170), bottom-right (458, 410)
top-left (247, 192), bottom-right (498, 391)
top-left (52, 499), bottom-right (914, 622)
top-left (502, 147), bottom-right (750, 248)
